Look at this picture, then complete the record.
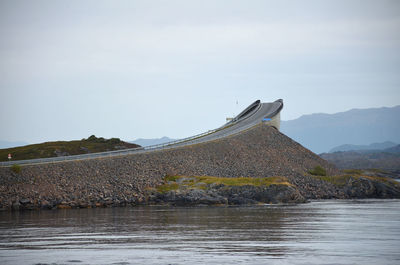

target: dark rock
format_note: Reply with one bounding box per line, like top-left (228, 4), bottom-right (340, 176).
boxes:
top-left (157, 189), bottom-right (227, 206)
top-left (288, 174), bottom-right (344, 199)
top-left (12, 201), bottom-right (20, 211)
top-left (265, 184), bottom-right (307, 204)
top-left (54, 149), bottom-right (70, 157)
top-left (228, 196), bottom-right (258, 205)
top-left (151, 184), bottom-right (306, 206)
top-left (215, 184), bottom-right (306, 204)
top-left (345, 177), bottom-right (400, 198)
top-left (40, 200), bottom-right (52, 209)
top-left (80, 146), bottom-right (89, 153)
top-left (19, 198), bottom-right (31, 205)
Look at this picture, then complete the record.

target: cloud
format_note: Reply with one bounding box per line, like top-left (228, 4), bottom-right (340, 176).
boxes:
top-left (0, 0), bottom-right (399, 142)
top-left (3, 16), bottom-right (399, 81)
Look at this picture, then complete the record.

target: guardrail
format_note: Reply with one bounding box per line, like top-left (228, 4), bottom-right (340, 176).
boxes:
top-left (0, 100), bottom-right (269, 167)
top-left (0, 127), bottom-right (221, 167)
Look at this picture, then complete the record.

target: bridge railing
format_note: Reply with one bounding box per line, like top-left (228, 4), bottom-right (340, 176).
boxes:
top-left (0, 125), bottom-right (225, 167)
top-left (0, 120), bottom-right (256, 167)
top-left (0, 100), bottom-right (270, 167)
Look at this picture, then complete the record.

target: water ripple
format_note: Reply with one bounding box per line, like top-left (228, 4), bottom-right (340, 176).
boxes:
top-left (0, 199), bottom-right (399, 265)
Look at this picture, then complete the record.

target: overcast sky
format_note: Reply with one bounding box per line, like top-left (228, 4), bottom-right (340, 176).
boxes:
top-left (1, 0), bottom-right (399, 143)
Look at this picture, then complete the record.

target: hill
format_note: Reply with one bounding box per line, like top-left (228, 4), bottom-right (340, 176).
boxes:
top-left (320, 144), bottom-right (400, 171)
top-left (0, 135), bottom-right (140, 162)
top-left (384, 144), bottom-right (400, 154)
top-left (280, 105), bottom-right (400, 154)
top-left (329, 141), bottom-right (398, 153)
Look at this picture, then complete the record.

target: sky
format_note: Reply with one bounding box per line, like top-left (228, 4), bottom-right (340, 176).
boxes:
top-left (1, 0), bottom-right (399, 144)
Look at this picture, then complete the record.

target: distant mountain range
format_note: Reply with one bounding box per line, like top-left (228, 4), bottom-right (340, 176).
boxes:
top-left (130, 105), bottom-right (400, 153)
top-left (130, 136), bottom-right (176, 147)
top-left (385, 144), bottom-right (400, 154)
top-left (329, 141), bottom-right (398, 153)
top-left (281, 105), bottom-right (400, 154)
top-left (320, 144), bottom-right (400, 171)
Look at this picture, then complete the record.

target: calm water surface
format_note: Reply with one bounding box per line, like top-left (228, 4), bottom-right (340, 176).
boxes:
top-left (0, 199), bottom-right (399, 265)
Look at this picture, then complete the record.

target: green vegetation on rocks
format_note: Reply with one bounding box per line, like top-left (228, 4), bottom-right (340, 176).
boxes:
top-left (342, 169), bottom-right (363, 175)
top-left (312, 175), bottom-right (351, 187)
top-left (157, 175), bottom-right (291, 193)
top-left (11, 164), bottom-right (21, 174)
top-left (308, 165), bottom-right (327, 176)
top-left (341, 168), bottom-right (399, 178)
top-left (0, 135), bottom-right (140, 162)
top-left (151, 175), bottom-right (304, 206)
top-left (312, 174), bottom-right (399, 188)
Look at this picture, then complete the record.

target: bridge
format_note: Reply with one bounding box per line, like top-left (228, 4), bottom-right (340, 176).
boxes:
top-left (0, 99), bottom-right (283, 166)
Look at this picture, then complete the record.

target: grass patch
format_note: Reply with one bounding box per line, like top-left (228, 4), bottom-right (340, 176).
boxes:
top-left (156, 175), bottom-right (291, 193)
top-left (194, 176), bottom-right (291, 187)
top-left (308, 165), bottom-right (327, 176)
top-left (313, 175), bottom-right (351, 187)
top-left (343, 168), bottom-right (390, 175)
top-left (164, 175), bottom-right (181, 182)
top-left (11, 164), bottom-right (21, 174)
top-left (156, 183), bottom-right (180, 193)
top-left (365, 168), bottom-right (389, 174)
top-left (313, 174), bottom-right (399, 188)
top-left (342, 169), bottom-right (363, 175)
top-left (363, 175), bottom-right (399, 186)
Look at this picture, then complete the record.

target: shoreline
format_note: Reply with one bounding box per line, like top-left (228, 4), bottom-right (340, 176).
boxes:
top-left (3, 197), bottom-right (400, 212)
top-left (1, 125), bottom-right (399, 212)
top-left (2, 173), bottom-right (400, 211)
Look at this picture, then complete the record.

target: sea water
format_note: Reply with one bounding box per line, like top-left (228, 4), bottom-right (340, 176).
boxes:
top-left (0, 199), bottom-right (399, 265)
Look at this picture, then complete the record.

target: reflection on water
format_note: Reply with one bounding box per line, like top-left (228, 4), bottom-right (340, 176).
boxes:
top-left (0, 200), bottom-right (399, 265)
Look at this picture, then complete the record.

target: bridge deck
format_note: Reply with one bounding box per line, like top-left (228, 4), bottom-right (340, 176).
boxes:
top-left (0, 99), bottom-right (283, 166)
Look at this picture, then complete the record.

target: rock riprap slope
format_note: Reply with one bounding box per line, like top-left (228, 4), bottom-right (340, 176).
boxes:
top-left (1, 124), bottom-right (399, 210)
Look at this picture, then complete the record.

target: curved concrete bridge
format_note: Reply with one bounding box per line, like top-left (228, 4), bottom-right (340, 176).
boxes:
top-left (0, 99), bottom-right (283, 166)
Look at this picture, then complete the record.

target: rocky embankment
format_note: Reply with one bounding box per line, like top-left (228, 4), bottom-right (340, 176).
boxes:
top-left (150, 184), bottom-right (306, 206)
top-left (147, 174), bottom-right (400, 207)
top-left (1, 124), bottom-right (399, 211)
top-left (147, 176), bottom-right (307, 206)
